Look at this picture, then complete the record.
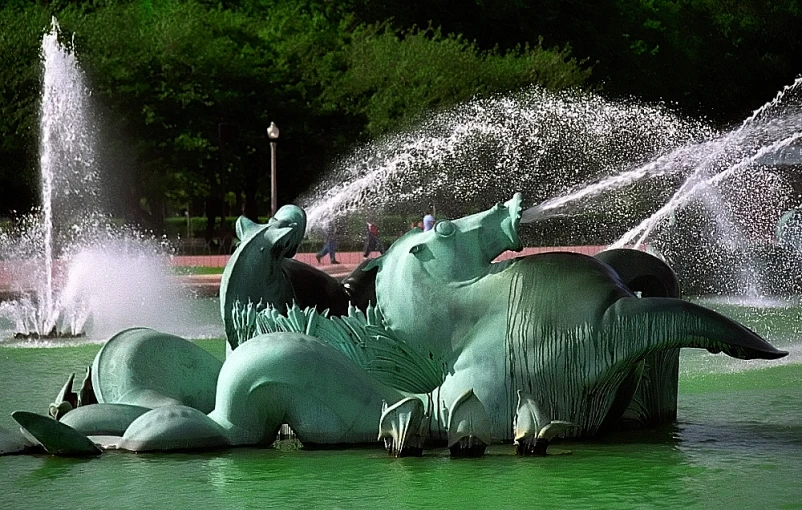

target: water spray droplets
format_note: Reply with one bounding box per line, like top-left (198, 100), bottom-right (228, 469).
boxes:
top-left (300, 87), bottom-right (707, 230)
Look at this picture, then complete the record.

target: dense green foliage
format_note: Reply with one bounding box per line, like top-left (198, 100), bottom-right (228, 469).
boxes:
top-left (349, 0), bottom-right (802, 119)
top-left (0, 0), bottom-right (800, 232)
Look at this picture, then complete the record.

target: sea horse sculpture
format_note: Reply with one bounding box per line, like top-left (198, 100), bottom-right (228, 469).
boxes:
top-left (220, 204), bottom-right (379, 351)
top-left (5, 194), bottom-right (788, 455)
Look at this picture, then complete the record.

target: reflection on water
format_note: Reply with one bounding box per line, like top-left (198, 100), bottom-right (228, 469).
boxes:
top-left (5, 430), bottom-right (798, 509)
top-left (0, 300), bottom-right (801, 508)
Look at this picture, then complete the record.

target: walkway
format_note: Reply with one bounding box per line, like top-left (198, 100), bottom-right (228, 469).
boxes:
top-left (173, 246), bottom-right (608, 296)
top-left (1, 246), bottom-right (609, 298)
top-left (172, 245), bottom-right (607, 269)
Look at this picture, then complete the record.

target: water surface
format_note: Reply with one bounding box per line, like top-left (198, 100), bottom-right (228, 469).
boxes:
top-left (1, 302), bottom-right (800, 509)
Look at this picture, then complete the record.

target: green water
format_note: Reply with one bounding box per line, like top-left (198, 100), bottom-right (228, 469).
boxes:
top-left (1, 302), bottom-right (801, 509)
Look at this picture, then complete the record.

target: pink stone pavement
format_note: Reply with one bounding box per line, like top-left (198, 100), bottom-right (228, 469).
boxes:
top-left (170, 246), bottom-right (609, 295)
top-left (1, 246), bottom-right (609, 298)
top-left (171, 245), bottom-right (608, 269)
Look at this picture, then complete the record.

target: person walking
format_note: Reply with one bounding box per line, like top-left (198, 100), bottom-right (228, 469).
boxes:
top-left (423, 209), bottom-right (435, 231)
top-left (315, 221), bottom-right (340, 264)
top-left (363, 221), bottom-right (385, 258)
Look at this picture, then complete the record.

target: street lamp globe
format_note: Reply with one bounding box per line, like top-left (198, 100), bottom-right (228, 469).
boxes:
top-left (267, 122), bottom-right (279, 217)
top-left (267, 122), bottom-right (279, 140)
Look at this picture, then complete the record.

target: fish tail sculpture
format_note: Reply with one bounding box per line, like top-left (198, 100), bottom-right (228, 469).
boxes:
top-left (15, 331), bottom-right (407, 453)
top-left (536, 296), bottom-right (787, 438)
top-left (117, 332), bottom-right (405, 451)
top-left (595, 248), bottom-right (681, 429)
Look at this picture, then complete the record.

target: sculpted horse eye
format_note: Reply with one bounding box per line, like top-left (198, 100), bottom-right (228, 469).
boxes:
top-left (434, 220), bottom-right (456, 237)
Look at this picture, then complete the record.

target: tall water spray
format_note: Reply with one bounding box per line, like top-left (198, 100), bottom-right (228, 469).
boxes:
top-left (37, 18), bottom-right (99, 334)
top-left (0, 19), bottom-right (220, 342)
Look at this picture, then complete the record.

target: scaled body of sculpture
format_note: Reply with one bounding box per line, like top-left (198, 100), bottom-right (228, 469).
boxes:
top-left (5, 196), bottom-right (788, 455)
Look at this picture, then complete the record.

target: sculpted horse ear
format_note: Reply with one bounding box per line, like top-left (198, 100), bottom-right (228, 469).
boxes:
top-left (363, 257), bottom-right (382, 272)
top-left (235, 217), bottom-right (263, 243)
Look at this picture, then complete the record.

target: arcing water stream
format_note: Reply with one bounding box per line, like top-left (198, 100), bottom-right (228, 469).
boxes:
top-left (300, 88), bottom-right (713, 229)
top-left (301, 79), bottom-right (802, 296)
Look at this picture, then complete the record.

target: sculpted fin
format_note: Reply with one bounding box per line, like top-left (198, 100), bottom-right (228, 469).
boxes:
top-left (12, 411), bottom-right (101, 456)
top-left (78, 366), bottom-right (97, 407)
top-left (603, 297), bottom-right (788, 360)
top-left (231, 303), bottom-right (447, 394)
top-left (49, 372), bottom-right (77, 420)
top-left (0, 425), bottom-right (38, 455)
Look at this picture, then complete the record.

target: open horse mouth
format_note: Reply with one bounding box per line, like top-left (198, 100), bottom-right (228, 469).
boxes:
top-left (265, 205), bottom-right (307, 259)
top-left (504, 192), bottom-right (524, 252)
top-left (478, 193), bottom-right (523, 263)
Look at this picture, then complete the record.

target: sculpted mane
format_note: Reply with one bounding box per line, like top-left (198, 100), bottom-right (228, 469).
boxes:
top-left (219, 205), bottom-right (306, 349)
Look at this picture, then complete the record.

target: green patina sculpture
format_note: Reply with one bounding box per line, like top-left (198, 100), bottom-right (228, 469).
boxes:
top-left (221, 204), bottom-right (375, 350)
top-left (219, 206), bottom-right (307, 348)
top-left (5, 194), bottom-right (788, 456)
top-left (777, 207), bottom-right (802, 250)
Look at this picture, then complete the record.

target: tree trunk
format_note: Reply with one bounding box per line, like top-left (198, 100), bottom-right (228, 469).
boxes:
top-left (205, 195), bottom-right (223, 243)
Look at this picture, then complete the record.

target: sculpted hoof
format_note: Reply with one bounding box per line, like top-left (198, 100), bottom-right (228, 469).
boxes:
top-left (379, 397), bottom-right (427, 457)
top-left (514, 391), bottom-right (576, 456)
top-left (447, 390), bottom-right (491, 457)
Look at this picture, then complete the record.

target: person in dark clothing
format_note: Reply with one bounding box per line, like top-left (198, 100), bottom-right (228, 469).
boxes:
top-left (316, 221), bottom-right (340, 264)
top-left (363, 222), bottom-right (385, 258)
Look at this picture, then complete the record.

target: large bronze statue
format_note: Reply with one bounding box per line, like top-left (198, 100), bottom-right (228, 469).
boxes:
top-left (3, 197), bottom-right (787, 456)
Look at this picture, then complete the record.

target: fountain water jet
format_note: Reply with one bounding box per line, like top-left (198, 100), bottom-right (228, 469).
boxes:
top-left (2, 18), bottom-right (100, 338)
top-left (0, 19), bottom-right (216, 342)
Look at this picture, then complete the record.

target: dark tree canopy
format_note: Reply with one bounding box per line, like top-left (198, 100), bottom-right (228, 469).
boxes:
top-left (0, 0), bottom-right (799, 227)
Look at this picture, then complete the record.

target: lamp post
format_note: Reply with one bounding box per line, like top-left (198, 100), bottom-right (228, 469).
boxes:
top-left (267, 121), bottom-right (279, 217)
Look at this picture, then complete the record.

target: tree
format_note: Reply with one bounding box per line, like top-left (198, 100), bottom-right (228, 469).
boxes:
top-left (0, 3), bottom-right (50, 219)
top-left (322, 24), bottom-right (592, 136)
